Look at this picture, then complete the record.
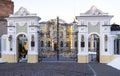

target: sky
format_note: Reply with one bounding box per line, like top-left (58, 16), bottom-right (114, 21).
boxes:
top-left (13, 0), bottom-right (120, 24)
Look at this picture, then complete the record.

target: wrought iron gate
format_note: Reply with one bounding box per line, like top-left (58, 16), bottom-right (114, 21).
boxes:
top-left (38, 17), bottom-right (77, 62)
top-left (39, 44), bottom-right (77, 61)
top-left (39, 45), bottom-right (77, 62)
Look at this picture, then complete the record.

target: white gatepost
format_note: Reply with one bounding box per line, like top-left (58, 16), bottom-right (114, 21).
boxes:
top-left (1, 21), bottom-right (17, 63)
top-left (1, 7), bottom-right (41, 63)
top-left (100, 24), bottom-right (113, 63)
top-left (28, 18), bottom-right (40, 63)
top-left (78, 25), bottom-right (88, 63)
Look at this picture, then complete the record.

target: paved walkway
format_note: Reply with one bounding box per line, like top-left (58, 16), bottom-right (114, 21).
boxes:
top-left (0, 62), bottom-right (119, 76)
top-left (90, 63), bottom-right (120, 76)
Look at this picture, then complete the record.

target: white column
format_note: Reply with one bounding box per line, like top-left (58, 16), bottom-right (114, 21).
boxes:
top-left (114, 39), bottom-right (117, 54)
top-left (110, 36), bottom-right (115, 55)
top-left (90, 35), bottom-right (94, 51)
top-left (78, 32), bottom-right (80, 54)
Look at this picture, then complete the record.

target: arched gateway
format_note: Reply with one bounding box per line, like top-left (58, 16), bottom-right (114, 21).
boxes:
top-left (1, 7), bottom-right (40, 63)
top-left (77, 6), bottom-right (114, 63)
top-left (17, 34), bottom-right (28, 62)
top-left (88, 34), bottom-right (100, 62)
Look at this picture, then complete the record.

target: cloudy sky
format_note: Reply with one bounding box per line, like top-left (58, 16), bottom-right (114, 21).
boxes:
top-left (13, 0), bottom-right (120, 24)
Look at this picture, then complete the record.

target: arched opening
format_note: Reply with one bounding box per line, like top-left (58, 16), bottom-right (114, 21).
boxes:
top-left (88, 34), bottom-right (100, 63)
top-left (47, 41), bottom-right (50, 47)
top-left (41, 41), bottom-right (44, 47)
top-left (17, 34), bottom-right (28, 62)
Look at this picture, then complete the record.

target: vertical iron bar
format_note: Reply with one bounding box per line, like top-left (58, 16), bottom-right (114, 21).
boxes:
top-left (57, 17), bottom-right (59, 61)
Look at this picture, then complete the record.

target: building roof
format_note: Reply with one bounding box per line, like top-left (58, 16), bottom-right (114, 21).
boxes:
top-left (39, 21), bottom-right (49, 24)
top-left (11, 7), bottom-right (37, 17)
top-left (79, 6), bottom-right (109, 16)
top-left (39, 18), bottom-right (70, 26)
top-left (50, 18), bottom-right (66, 23)
top-left (111, 23), bottom-right (120, 31)
top-left (85, 6), bottom-right (104, 15)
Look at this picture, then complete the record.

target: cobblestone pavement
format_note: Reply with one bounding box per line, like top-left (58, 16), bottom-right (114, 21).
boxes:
top-left (0, 62), bottom-right (119, 76)
top-left (90, 63), bottom-right (120, 76)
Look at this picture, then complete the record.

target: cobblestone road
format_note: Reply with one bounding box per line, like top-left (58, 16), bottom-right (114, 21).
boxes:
top-left (0, 62), bottom-right (119, 76)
